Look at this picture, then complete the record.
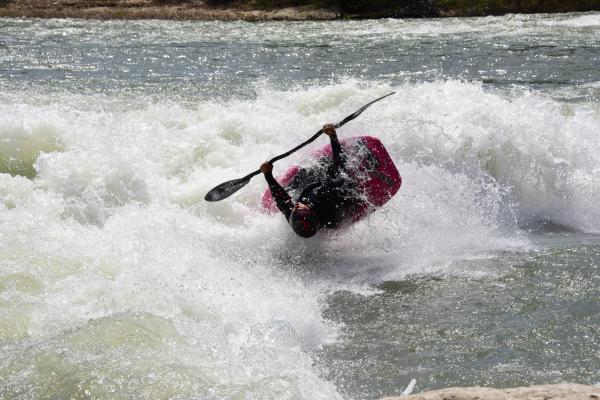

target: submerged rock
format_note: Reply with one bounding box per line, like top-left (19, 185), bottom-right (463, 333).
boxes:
top-left (382, 383), bottom-right (600, 400)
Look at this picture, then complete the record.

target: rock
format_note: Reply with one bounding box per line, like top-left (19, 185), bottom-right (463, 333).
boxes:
top-left (381, 383), bottom-right (600, 400)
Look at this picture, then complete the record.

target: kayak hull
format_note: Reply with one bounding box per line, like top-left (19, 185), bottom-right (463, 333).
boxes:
top-left (260, 136), bottom-right (401, 224)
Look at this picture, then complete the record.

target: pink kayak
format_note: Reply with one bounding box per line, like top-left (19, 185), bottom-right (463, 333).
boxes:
top-left (261, 136), bottom-right (401, 224)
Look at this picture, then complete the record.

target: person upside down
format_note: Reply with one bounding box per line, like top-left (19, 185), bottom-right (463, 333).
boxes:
top-left (260, 124), bottom-right (361, 238)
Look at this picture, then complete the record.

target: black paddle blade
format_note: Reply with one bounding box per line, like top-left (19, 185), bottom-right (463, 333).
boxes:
top-left (204, 177), bottom-right (250, 202)
top-left (334, 91), bottom-right (395, 129)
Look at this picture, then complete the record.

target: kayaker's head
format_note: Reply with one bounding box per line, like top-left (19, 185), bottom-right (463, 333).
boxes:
top-left (289, 202), bottom-right (319, 238)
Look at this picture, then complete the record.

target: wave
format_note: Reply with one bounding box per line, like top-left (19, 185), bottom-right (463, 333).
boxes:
top-left (0, 79), bottom-right (599, 398)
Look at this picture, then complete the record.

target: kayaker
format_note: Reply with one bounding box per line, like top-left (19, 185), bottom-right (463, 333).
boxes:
top-left (260, 123), bottom-right (359, 238)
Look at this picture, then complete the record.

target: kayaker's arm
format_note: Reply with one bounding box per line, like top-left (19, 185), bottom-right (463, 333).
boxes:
top-left (261, 162), bottom-right (293, 220)
top-left (323, 123), bottom-right (346, 171)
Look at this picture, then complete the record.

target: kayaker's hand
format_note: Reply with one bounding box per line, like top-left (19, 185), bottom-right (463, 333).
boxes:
top-left (323, 123), bottom-right (336, 137)
top-left (260, 162), bottom-right (273, 174)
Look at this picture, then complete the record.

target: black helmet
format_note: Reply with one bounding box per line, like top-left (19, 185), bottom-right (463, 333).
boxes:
top-left (289, 206), bottom-right (320, 238)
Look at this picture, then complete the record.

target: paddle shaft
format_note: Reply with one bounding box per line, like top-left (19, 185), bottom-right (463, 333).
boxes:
top-left (235, 93), bottom-right (394, 183)
top-left (238, 129), bottom-right (324, 182)
top-left (204, 92), bottom-right (395, 202)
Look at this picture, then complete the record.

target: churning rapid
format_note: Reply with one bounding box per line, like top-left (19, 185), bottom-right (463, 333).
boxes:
top-left (1, 12), bottom-right (599, 400)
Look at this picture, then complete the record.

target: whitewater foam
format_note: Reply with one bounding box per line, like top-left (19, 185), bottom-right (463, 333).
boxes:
top-left (1, 78), bottom-right (599, 398)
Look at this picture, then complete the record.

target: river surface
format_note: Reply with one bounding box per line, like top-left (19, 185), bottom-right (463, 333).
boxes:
top-left (0, 12), bottom-right (599, 400)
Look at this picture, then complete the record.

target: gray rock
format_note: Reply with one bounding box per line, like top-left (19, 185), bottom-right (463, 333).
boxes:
top-left (381, 383), bottom-right (600, 400)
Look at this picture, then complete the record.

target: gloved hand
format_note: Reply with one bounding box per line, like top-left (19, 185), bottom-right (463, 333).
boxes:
top-left (323, 123), bottom-right (336, 137)
top-left (260, 162), bottom-right (273, 174)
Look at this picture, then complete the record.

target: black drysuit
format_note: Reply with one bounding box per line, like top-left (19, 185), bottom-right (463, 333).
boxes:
top-left (264, 134), bottom-right (360, 229)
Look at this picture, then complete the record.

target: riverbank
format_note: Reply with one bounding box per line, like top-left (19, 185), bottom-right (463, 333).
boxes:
top-left (0, 0), bottom-right (599, 20)
top-left (0, 0), bottom-right (338, 21)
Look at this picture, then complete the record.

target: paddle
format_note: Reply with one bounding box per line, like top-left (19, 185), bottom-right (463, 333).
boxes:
top-left (204, 91), bottom-right (395, 202)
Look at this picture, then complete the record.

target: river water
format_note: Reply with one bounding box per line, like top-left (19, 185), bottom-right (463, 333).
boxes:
top-left (0, 12), bottom-right (599, 400)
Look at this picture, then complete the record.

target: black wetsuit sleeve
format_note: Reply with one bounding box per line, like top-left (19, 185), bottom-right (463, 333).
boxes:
top-left (330, 134), bottom-right (346, 171)
top-left (265, 172), bottom-right (293, 220)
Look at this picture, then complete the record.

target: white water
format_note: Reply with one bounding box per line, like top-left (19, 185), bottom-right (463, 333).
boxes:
top-left (1, 12), bottom-right (599, 399)
top-left (1, 80), bottom-right (599, 397)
